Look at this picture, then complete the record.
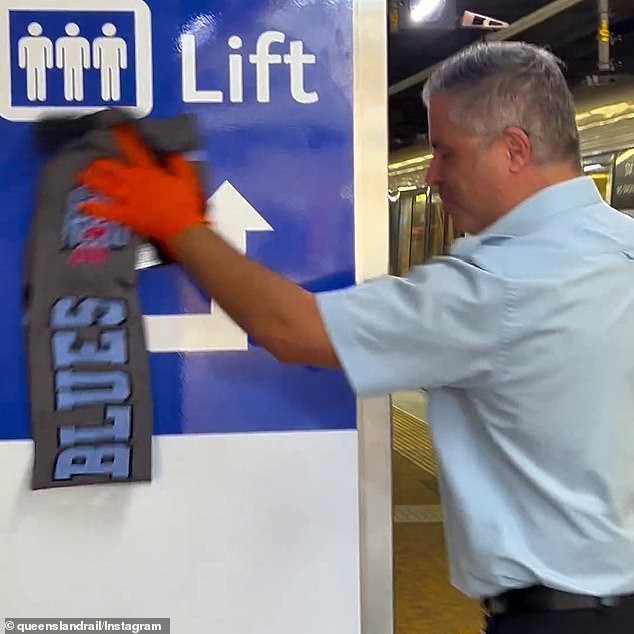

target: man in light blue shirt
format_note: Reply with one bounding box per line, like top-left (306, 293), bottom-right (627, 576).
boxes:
top-left (81, 41), bottom-right (634, 634)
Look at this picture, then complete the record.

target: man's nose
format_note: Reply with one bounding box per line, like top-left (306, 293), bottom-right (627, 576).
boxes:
top-left (425, 157), bottom-right (440, 188)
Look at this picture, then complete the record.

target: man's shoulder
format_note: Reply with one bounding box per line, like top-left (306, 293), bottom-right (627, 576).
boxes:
top-left (464, 203), bottom-right (634, 280)
top-left (321, 255), bottom-right (506, 310)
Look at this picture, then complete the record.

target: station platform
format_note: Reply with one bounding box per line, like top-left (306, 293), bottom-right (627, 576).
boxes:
top-left (392, 391), bottom-right (481, 634)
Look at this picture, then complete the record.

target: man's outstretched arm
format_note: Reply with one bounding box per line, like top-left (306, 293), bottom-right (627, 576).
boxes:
top-left (171, 224), bottom-right (340, 368)
top-left (80, 126), bottom-right (340, 369)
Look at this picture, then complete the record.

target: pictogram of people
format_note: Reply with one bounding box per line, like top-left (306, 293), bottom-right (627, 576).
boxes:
top-left (16, 21), bottom-right (129, 103)
top-left (93, 23), bottom-right (128, 102)
top-left (55, 22), bottom-right (91, 102)
top-left (18, 22), bottom-right (54, 102)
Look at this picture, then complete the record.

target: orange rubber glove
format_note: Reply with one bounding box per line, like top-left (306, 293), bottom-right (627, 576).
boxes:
top-left (80, 125), bottom-right (208, 251)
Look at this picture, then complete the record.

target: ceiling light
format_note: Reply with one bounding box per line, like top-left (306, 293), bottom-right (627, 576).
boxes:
top-left (410, 0), bottom-right (446, 23)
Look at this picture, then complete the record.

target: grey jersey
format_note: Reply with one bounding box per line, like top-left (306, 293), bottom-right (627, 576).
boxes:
top-left (24, 110), bottom-right (205, 489)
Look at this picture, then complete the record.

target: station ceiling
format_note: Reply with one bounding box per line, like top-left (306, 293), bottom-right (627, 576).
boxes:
top-left (388, 0), bottom-right (634, 150)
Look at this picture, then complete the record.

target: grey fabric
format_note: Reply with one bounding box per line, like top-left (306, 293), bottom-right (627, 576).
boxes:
top-left (24, 110), bottom-right (204, 489)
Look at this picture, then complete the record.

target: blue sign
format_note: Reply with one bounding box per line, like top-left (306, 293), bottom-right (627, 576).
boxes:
top-left (0, 0), bottom-right (355, 441)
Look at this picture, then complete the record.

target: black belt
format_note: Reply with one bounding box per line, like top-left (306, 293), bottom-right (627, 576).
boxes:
top-left (482, 585), bottom-right (634, 616)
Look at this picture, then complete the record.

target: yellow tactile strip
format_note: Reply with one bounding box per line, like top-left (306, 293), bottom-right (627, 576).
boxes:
top-left (394, 504), bottom-right (444, 523)
top-left (395, 523), bottom-right (483, 634)
top-left (392, 405), bottom-right (438, 477)
top-left (392, 408), bottom-right (481, 633)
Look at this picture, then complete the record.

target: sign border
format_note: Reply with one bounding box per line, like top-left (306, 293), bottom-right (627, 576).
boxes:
top-left (0, 0), bottom-right (153, 121)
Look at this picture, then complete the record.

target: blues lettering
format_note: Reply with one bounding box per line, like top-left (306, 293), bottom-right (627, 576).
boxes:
top-left (50, 296), bottom-right (133, 481)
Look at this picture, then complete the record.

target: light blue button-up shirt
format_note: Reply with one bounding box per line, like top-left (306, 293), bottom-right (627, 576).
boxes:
top-left (317, 176), bottom-right (634, 598)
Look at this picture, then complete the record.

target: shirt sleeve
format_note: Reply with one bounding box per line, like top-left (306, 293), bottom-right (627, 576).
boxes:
top-left (315, 257), bottom-right (506, 397)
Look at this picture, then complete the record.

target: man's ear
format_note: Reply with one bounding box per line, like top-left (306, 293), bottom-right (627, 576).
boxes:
top-left (503, 126), bottom-right (532, 172)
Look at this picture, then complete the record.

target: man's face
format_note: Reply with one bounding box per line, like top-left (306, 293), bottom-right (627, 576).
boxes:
top-left (426, 94), bottom-right (511, 235)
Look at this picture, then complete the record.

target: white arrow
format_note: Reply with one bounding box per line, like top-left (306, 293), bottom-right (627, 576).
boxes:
top-left (143, 180), bottom-right (274, 353)
top-left (211, 181), bottom-right (274, 252)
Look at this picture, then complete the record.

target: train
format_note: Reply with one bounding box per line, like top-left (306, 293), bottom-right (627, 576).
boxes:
top-left (387, 78), bottom-right (634, 276)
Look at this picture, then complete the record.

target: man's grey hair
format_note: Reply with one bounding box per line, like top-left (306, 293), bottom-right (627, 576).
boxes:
top-left (422, 41), bottom-right (581, 166)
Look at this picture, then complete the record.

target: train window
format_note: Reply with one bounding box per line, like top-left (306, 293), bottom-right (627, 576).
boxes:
top-left (388, 190), bottom-right (402, 276)
top-left (583, 153), bottom-right (614, 203)
top-left (388, 187), bottom-right (460, 277)
top-left (428, 194), bottom-right (447, 258)
top-left (442, 201), bottom-right (457, 253)
top-left (398, 193), bottom-right (414, 275)
top-left (410, 192), bottom-right (427, 267)
top-left (612, 149), bottom-right (634, 216)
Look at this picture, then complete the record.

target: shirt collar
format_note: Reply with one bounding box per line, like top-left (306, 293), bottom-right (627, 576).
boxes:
top-left (451, 176), bottom-right (602, 259)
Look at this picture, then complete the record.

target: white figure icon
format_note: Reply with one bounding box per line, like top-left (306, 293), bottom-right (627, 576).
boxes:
top-left (93, 23), bottom-right (128, 101)
top-left (18, 22), bottom-right (53, 102)
top-left (55, 22), bottom-right (90, 102)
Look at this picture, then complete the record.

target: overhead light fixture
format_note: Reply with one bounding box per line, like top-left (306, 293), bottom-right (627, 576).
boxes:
top-left (390, 0), bottom-right (455, 31)
top-left (410, 0), bottom-right (446, 24)
top-left (461, 10), bottom-right (508, 30)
